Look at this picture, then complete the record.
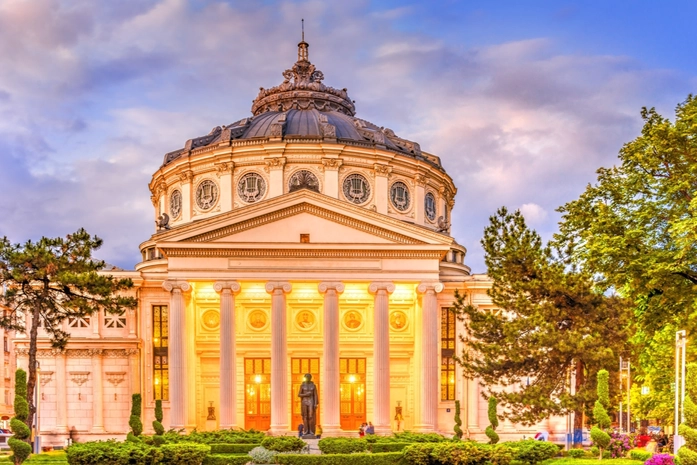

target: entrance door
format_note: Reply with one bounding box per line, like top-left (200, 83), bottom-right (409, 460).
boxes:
top-left (245, 358), bottom-right (271, 431)
top-left (339, 358), bottom-right (366, 431)
top-left (291, 358), bottom-right (320, 431)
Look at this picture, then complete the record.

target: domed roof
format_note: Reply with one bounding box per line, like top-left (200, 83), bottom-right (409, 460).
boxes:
top-left (161, 39), bottom-right (443, 170)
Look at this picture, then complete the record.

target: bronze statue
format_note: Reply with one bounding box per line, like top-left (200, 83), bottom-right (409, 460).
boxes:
top-left (297, 373), bottom-right (318, 436)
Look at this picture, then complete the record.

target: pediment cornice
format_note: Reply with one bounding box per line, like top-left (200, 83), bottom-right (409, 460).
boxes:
top-left (152, 190), bottom-right (452, 246)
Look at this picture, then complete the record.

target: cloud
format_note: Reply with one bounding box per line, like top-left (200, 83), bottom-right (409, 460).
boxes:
top-left (0, 0), bottom-right (693, 273)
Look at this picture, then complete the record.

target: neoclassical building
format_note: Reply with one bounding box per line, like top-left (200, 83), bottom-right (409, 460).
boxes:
top-left (16, 38), bottom-right (565, 446)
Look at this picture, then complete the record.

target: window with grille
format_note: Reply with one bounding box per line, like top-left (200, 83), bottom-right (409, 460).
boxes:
top-left (153, 305), bottom-right (169, 400)
top-left (105, 314), bottom-right (127, 329)
top-left (441, 308), bottom-right (456, 400)
top-left (68, 316), bottom-right (91, 328)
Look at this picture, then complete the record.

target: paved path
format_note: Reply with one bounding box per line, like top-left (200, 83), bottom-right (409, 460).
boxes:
top-left (303, 438), bottom-right (321, 454)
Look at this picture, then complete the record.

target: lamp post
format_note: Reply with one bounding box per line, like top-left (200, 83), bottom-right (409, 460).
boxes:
top-left (674, 330), bottom-right (687, 454)
top-left (33, 361), bottom-right (41, 454)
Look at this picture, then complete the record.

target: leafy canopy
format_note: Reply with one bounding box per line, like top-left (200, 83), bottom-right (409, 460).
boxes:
top-left (454, 207), bottom-right (632, 425)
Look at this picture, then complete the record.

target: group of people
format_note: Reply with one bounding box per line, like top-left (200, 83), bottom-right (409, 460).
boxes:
top-left (297, 423), bottom-right (323, 438)
top-left (358, 422), bottom-right (375, 437)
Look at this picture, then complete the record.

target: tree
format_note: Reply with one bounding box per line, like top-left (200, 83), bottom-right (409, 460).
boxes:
top-left (453, 208), bottom-right (632, 443)
top-left (0, 228), bottom-right (137, 432)
top-left (128, 393), bottom-right (143, 442)
top-left (8, 369), bottom-right (31, 464)
top-left (557, 95), bottom-right (697, 339)
top-left (591, 370), bottom-right (611, 459)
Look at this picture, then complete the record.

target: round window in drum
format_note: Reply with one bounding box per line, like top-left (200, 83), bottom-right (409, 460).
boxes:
top-left (390, 181), bottom-right (411, 211)
top-left (237, 172), bottom-right (267, 203)
top-left (195, 180), bottom-right (219, 210)
top-left (342, 173), bottom-right (371, 204)
top-left (289, 170), bottom-right (320, 193)
top-left (170, 190), bottom-right (182, 218)
top-left (425, 192), bottom-right (436, 221)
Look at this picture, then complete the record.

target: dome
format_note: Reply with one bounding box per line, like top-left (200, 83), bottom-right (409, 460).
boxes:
top-left (161, 40), bottom-right (443, 170)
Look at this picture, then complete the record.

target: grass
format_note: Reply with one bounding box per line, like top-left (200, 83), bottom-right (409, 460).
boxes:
top-left (543, 459), bottom-right (644, 465)
top-left (0, 451), bottom-right (67, 463)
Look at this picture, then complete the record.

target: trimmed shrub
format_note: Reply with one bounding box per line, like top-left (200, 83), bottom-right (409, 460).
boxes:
top-left (66, 440), bottom-right (163, 465)
top-left (166, 430), bottom-right (266, 445)
top-left (504, 440), bottom-right (558, 465)
top-left (153, 399), bottom-right (165, 438)
top-left (429, 442), bottom-right (512, 465)
top-left (127, 432), bottom-right (142, 443)
top-left (453, 400), bottom-right (463, 440)
top-left (403, 443), bottom-right (438, 465)
top-left (210, 444), bottom-right (258, 454)
top-left (203, 455), bottom-right (252, 465)
top-left (392, 433), bottom-right (445, 443)
top-left (160, 443), bottom-right (210, 465)
top-left (318, 438), bottom-right (368, 454)
top-left (369, 443), bottom-right (410, 453)
top-left (153, 436), bottom-right (167, 447)
top-left (629, 449), bottom-right (653, 461)
top-left (130, 394), bottom-right (144, 437)
top-left (486, 397), bottom-right (500, 444)
top-left (9, 369), bottom-right (32, 465)
top-left (260, 437), bottom-right (305, 453)
top-left (248, 446), bottom-right (277, 464)
top-left (276, 452), bottom-right (403, 465)
top-left (567, 449), bottom-right (586, 459)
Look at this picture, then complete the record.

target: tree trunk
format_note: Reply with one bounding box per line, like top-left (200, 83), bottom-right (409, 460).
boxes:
top-left (25, 300), bottom-right (41, 435)
top-left (573, 360), bottom-right (585, 447)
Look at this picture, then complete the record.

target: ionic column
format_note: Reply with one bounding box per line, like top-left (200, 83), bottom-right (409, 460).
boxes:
top-left (55, 352), bottom-right (68, 433)
top-left (265, 281), bottom-right (292, 434)
top-left (319, 282), bottom-right (345, 436)
top-left (417, 282), bottom-right (444, 431)
top-left (91, 349), bottom-right (104, 432)
top-left (214, 281), bottom-right (241, 429)
top-left (369, 281), bottom-right (395, 434)
top-left (162, 280), bottom-right (190, 429)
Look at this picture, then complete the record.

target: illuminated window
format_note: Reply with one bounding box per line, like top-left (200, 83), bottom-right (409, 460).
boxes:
top-left (153, 305), bottom-right (169, 401)
top-left (441, 308), bottom-right (456, 401)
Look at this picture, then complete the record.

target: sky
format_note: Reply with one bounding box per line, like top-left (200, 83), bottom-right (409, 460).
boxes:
top-left (0, 0), bottom-right (695, 273)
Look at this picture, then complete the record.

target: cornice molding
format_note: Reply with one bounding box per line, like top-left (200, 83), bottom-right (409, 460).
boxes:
top-left (160, 247), bottom-right (445, 260)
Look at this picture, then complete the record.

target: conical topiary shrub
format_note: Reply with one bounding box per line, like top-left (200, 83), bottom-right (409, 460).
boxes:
top-left (453, 399), bottom-right (463, 440)
top-left (127, 393), bottom-right (143, 442)
top-left (8, 369), bottom-right (32, 465)
top-left (590, 369), bottom-right (611, 459)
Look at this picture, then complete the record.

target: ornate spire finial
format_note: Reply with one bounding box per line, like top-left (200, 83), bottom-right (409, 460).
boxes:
top-left (298, 18), bottom-right (309, 62)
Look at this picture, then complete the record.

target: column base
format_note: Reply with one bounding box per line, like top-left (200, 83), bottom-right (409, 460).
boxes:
top-left (374, 426), bottom-right (392, 436)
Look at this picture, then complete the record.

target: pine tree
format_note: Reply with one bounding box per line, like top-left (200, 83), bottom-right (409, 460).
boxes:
top-left (8, 369), bottom-right (32, 464)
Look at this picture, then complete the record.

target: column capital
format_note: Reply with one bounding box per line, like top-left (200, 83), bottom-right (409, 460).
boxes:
top-left (265, 281), bottom-right (292, 294)
top-left (214, 281), bottom-right (241, 294)
top-left (417, 282), bottom-right (444, 294)
top-left (162, 280), bottom-right (190, 293)
top-left (368, 281), bottom-right (395, 295)
top-left (318, 282), bottom-right (345, 294)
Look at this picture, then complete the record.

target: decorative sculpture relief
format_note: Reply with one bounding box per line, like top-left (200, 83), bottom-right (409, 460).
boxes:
top-left (195, 179), bottom-right (219, 211)
top-left (390, 181), bottom-right (411, 212)
top-left (425, 192), bottom-right (437, 222)
top-left (105, 371), bottom-right (126, 400)
top-left (342, 173), bottom-right (371, 204)
top-left (248, 310), bottom-right (268, 330)
top-left (69, 371), bottom-right (90, 400)
top-left (201, 310), bottom-right (220, 330)
top-left (390, 311), bottom-right (408, 331)
top-left (295, 311), bottom-right (316, 330)
top-left (170, 190), bottom-right (182, 218)
top-left (289, 170), bottom-right (320, 193)
top-left (237, 172), bottom-right (267, 203)
top-left (343, 311), bottom-right (363, 331)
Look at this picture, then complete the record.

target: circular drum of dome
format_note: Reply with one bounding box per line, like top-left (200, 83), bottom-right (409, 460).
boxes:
top-left (342, 173), bottom-right (371, 204)
top-left (390, 181), bottom-right (411, 212)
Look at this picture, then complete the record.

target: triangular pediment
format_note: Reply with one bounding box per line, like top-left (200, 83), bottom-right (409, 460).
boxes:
top-left (153, 190), bottom-right (452, 247)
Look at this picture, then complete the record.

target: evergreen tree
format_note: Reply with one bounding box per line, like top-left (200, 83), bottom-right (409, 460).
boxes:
top-left (0, 229), bottom-right (137, 431)
top-left (128, 393), bottom-right (143, 442)
top-left (453, 208), bottom-right (632, 445)
top-left (152, 399), bottom-right (165, 446)
top-left (8, 369), bottom-right (32, 464)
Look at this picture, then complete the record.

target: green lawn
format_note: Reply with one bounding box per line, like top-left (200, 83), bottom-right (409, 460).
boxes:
top-left (543, 459), bottom-right (644, 465)
top-left (0, 451), bottom-right (67, 463)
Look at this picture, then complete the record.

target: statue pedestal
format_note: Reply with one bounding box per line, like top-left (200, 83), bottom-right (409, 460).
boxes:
top-left (302, 434), bottom-right (317, 439)
top-left (205, 420), bottom-right (217, 431)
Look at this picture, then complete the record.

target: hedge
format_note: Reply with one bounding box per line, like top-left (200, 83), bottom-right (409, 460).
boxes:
top-left (369, 443), bottom-right (411, 453)
top-left (629, 450), bottom-right (653, 461)
top-left (164, 430), bottom-right (266, 444)
top-left (275, 452), bottom-right (403, 465)
top-left (202, 454), bottom-right (251, 465)
top-left (209, 444), bottom-right (258, 454)
top-left (503, 440), bottom-right (559, 465)
top-left (318, 438), bottom-right (368, 454)
top-left (260, 437), bottom-right (306, 453)
top-left (160, 443), bottom-right (211, 465)
top-left (66, 441), bottom-right (163, 465)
